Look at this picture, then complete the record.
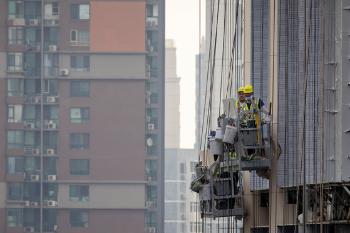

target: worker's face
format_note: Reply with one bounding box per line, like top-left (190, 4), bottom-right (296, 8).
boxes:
top-left (238, 92), bottom-right (245, 102)
top-left (245, 93), bottom-right (253, 98)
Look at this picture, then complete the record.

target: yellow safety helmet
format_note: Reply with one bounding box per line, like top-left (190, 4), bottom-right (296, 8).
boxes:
top-left (238, 86), bottom-right (245, 93)
top-left (244, 85), bottom-right (254, 94)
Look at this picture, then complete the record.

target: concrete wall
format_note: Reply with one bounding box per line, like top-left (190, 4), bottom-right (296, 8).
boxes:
top-left (58, 183), bottom-right (145, 209)
top-left (58, 209), bottom-right (145, 233)
top-left (90, 1), bottom-right (146, 52)
top-left (59, 54), bottom-right (146, 79)
top-left (58, 79), bottom-right (146, 181)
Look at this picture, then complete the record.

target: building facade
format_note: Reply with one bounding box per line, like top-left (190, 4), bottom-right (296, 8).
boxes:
top-left (1, 0), bottom-right (164, 233)
top-left (145, 0), bottom-right (165, 232)
top-left (196, 0), bottom-right (350, 232)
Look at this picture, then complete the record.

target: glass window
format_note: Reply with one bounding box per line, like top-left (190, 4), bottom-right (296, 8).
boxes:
top-left (70, 4), bottom-right (89, 20)
top-left (44, 131), bottom-right (58, 149)
top-left (70, 159), bottom-right (90, 175)
top-left (8, 27), bottom-right (23, 45)
top-left (70, 30), bottom-right (77, 42)
top-left (25, 28), bottom-right (39, 46)
top-left (70, 210), bottom-right (88, 227)
top-left (70, 108), bottom-right (90, 123)
top-left (7, 157), bottom-right (24, 174)
top-left (23, 105), bottom-right (36, 121)
top-left (70, 185), bottom-right (89, 202)
top-left (8, 1), bottom-right (23, 19)
top-left (190, 202), bottom-right (198, 213)
top-left (79, 31), bottom-right (89, 45)
top-left (24, 157), bottom-right (39, 172)
top-left (44, 3), bottom-right (59, 17)
top-left (7, 79), bottom-right (23, 97)
top-left (24, 2), bottom-right (41, 20)
top-left (8, 105), bottom-right (22, 123)
top-left (8, 183), bottom-right (23, 201)
top-left (70, 80), bottom-right (90, 97)
top-left (70, 133), bottom-right (89, 149)
top-left (24, 131), bottom-right (37, 147)
top-left (7, 209), bottom-right (22, 227)
top-left (146, 186), bottom-right (157, 202)
top-left (7, 130), bottom-right (24, 149)
top-left (7, 53), bottom-right (23, 72)
top-left (70, 55), bottom-right (90, 71)
top-left (79, 5), bottom-right (90, 19)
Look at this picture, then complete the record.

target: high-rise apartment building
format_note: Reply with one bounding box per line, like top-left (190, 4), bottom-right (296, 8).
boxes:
top-left (145, 0), bottom-right (165, 232)
top-left (0, 0), bottom-right (164, 233)
top-left (164, 39), bottom-right (180, 149)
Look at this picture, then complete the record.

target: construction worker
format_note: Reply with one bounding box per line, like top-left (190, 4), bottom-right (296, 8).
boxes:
top-left (241, 84), bottom-right (270, 127)
top-left (235, 86), bottom-right (246, 112)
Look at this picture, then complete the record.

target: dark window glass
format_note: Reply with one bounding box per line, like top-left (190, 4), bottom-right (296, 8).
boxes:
top-left (70, 133), bottom-right (89, 149)
top-left (8, 183), bottom-right (23, 200)
top-left (70, 185), bottom-right (89, 202)
top-left (70, 81), bottom-right (90, 97)
top-left (70, 55), bottom-right (89, 71)
top-left (260, 192), bottom-right (269, 207)
top-left (7, 208), bottom-right (22, 227)
top-left (70, 210), bottom-right (88, 227)
top-left (70, 159), bottom-right (89, 175)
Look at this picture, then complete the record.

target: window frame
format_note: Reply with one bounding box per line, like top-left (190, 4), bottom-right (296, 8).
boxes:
top-left (7, 208), bottom-right (23, 228)
top-left (70, 107), bottom-right (90, 124)
top-left (70, 80), bottom-right (91, 97)
top-left (70, 133), bottom-right (90, 149)
top-left (70, 4), bottom-right (90, 20)
top-left (69, 184), bottom-right (90, 202)
top-left (70, 209), bottom-right (88, 228)
top-left (70, 159), bottom-right (90, 175)
top-left (70, 55), bottom-right (90, 72)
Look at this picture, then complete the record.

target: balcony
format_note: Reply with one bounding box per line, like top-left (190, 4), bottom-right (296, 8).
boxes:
top-left (8, 17), bottom-right (26, 27)
top-left (24, 95), bottom-right (59, 105)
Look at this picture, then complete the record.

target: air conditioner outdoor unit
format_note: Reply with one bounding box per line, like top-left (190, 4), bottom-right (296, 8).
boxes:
top-left (24, 227), bottom-right (35, 233)
top-left (148, 123), bottom-right (155, 130)
top-left (48, 175), bottom-right (57, 181)
top-left (24, 122), bottom-right (35, 129)
top-left (47, 96), bottom-right (57, 103)
top-left (48, 122), bottom-right (57, 129)
top-left (33, 96), bottom-right (40, 104)
top-left (46, 19), bottom-right (58, 26)
top-left (149, 227), bottom-right (156, 233)
top-left (30, 201), bottom-right (39, 207)
top-left (30, 175), bottom-right (40, 181)
top-left (29, 19), bottom-right (39, 25)
top-left (48, 45), bottom-right (57, 52)
top-left (59, 69), bottom-right (69, 76)
top-left (24, 200), bottom-right (30, 207)
top-left (47, 148), bottom-right (55, 155)
top-left (47, 200), bottom-right (58, 207)
top-left (32, 148), bottom-right (40, 155)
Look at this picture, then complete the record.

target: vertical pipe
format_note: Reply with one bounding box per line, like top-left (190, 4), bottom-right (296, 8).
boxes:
top-left (40, 0), bottom-right (45, 232)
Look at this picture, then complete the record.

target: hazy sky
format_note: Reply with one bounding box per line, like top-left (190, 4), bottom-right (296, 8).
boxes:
top-left (166, 0), bottom-right (204, 149)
